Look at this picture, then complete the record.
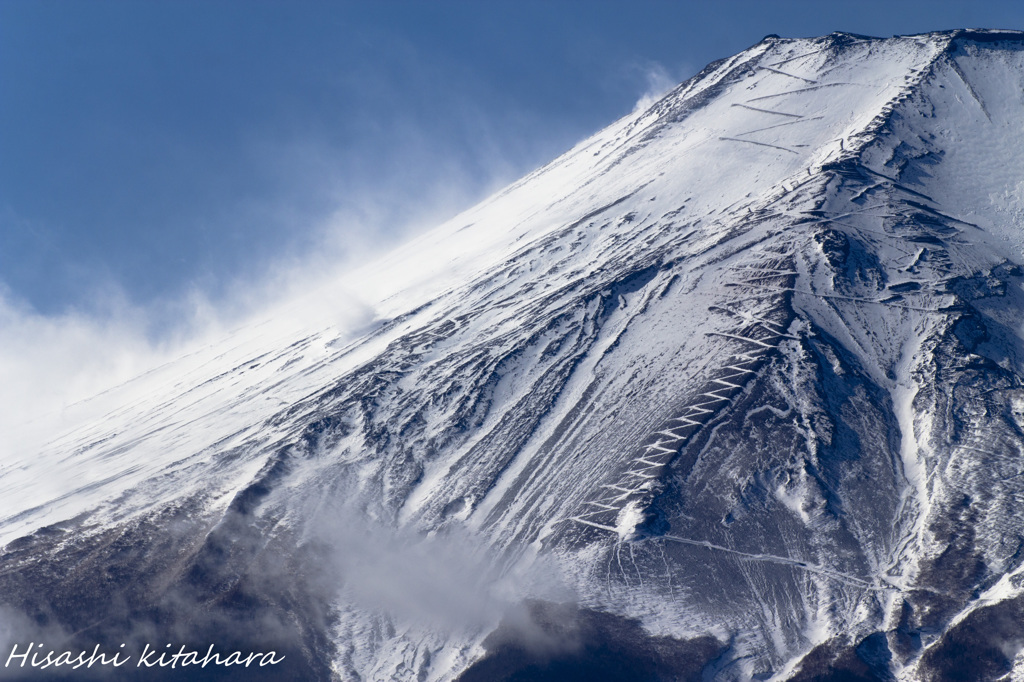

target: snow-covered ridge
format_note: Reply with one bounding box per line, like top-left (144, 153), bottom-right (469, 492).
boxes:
top-left (3, 30), bottom-right (1024, 682)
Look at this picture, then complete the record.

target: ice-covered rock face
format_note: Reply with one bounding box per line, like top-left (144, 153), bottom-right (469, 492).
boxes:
top-left (4, 29), bottom-right (1024, 681)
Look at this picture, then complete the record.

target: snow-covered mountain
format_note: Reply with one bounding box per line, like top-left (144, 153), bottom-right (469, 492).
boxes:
top-left (4, 29), bottom-right (1024, 681)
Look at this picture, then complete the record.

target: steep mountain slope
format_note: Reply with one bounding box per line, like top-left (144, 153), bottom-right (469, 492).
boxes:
top-left (3, 29), bottom-right (1024, 681)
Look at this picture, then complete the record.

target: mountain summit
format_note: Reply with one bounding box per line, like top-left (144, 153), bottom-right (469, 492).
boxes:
top-left (4, 29), bottom-right (1024, 681)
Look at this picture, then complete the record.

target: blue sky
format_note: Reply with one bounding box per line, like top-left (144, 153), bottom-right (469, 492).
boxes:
top-left (4, 0), bottom-right (1024, 326)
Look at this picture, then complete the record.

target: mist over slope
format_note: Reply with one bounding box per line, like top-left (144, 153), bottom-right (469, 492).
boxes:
top-left (4, 29), bottom-right (1024, 681)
